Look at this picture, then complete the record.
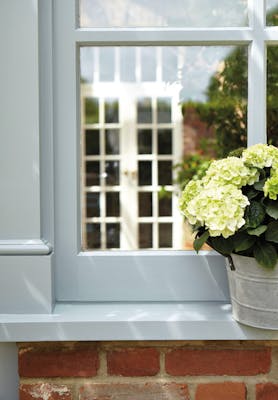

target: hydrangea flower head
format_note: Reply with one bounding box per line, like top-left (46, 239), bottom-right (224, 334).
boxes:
top-left (264, 170), bottom-right (278, 200)
top-left (203, 157), bottom-right (259, 187)
top-left (242, 143), bottom-right (278, 169)
top-left (181, 183), bottom-right (249, 238)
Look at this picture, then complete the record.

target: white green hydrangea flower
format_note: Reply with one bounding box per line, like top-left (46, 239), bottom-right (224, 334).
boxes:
top-left (202, 157), bottom-right (259, 187)
top-left (179, 179), bottom-right (203, 212)
top-left (180, 183), bottom-right (250, 238)
top-left (242, 143), bottom-right (278, 169)
top-left (264, 171), bottom-right (278, 200)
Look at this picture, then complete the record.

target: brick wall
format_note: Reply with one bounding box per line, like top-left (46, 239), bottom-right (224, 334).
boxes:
top-left (18, 341), bottom-right (278, 400)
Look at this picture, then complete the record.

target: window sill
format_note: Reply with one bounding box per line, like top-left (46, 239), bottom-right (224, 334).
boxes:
top-left (1, 302), bottom-right (278, 341)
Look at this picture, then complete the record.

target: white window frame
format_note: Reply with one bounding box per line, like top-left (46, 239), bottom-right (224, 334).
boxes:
top-left (53, 0), bottom-right (274, 301)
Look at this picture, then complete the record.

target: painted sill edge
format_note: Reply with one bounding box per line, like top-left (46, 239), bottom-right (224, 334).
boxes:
top-left (0, 240), bottom-right (52, 255)
top-left (1, 302), bottom-right (278, 341)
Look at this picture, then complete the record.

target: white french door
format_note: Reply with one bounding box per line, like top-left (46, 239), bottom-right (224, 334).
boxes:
top-left (81, 81), bottom-right (183, 250)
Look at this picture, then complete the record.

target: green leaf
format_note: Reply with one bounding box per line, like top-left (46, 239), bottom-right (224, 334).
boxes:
top-left (254, 179), bottom-right (266, 191)
top-left (245, 187), bottom-right (260, 200)
top-left (209, 236), bottom-right (234, 256)
top-left (265, 200), bottom-right (278, 220)
top-left (247, 225), bottom-right (267, 236)
top-left (265, 221), bottom-right (278, 243)
top-left (253, 241), bottom-right (277, 269)
top-left (193, 230), bottom-right (210, 252)
top-left (245, 201), bottom-right (265, 228)
top-left (233, 232), bottom-right (256, 252)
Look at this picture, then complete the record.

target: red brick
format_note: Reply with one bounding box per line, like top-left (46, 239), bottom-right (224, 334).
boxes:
top-left (20, 384), bottom-right (72, 400)
top-left (256, 383), bottom-right (278, 400)
top-left (107, 348), bottom-right (160, 376)
top-left (79, 383), bottom-right (189, 400)
top-left (165, 348), bottom-right (271, 376)
top-left (18, 345), bottom-right (99, 377)
top-left (196, 382), bottom-right (246, 400)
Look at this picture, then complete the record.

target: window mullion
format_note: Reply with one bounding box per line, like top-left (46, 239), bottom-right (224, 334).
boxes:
top-left (247, 0), bottom-right (267, 145)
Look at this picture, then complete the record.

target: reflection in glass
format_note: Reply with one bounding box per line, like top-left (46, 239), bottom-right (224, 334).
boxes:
top-left (86, 224), bottom-right (101, 249)
top-left (106, 192), bottom-right (120, 216)
top-left (157, 98), bottom-right (171, 123)
top-left (105, 161), bottom-right (120, 185)
top-left (267, 47), bottom-right (278, 147)
top-left (138, 129), bottom-right (152, 154)
top-left (86, 129), bottom-right (100, 155)
top-left (139, 224), bottom-right (152, 248)
top-left (85, 98), bottom-right (99, 124)
top-left (80, 0), bottom-right (248, 28)
top-left (106, 223), bottom-right (120, 248)
top-left (139, 161), bottom-right (152, 185)
top-left (141, 47), bottom-right (156, 81)
top-left (105, 99), bottom-right (119, 123)
top-left (99, 48), bottom-right (114, 81)
top-left (120, 47), bottom-right (136, 81)
top-left (137, 98), bottom-right (152, 123)
top-left (86, 193), bottom-right (100, 217)
top-left (158, 161), bottom-right (172, 185)
top-left (159, 197), bottom-right (172, 216)
top-left (159, 224), bottom-right (172, 247)
top-left (139, 192), bottom-right (152, 216)
top-left (158, 129), bottom-right (172, 155)
top-left (266, 0), bottom-right (278, 26)
top-left (81, 45), bottom-right (248, 250)
top-left (86, 162), bottom-right (100, 186)
top-left (105, 129), bottom-right (119, 155)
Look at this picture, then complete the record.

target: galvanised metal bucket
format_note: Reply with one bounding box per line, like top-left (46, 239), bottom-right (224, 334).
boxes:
top-left (226, 254), bottom-right (278, 330)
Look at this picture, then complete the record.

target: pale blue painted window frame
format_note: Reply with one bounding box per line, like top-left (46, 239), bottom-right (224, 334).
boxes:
top-left (1, 0), bottom-right (278, 345)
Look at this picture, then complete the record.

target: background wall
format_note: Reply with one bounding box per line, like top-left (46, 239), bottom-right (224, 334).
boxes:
top-left (18, 340), bottom-right (278, 400)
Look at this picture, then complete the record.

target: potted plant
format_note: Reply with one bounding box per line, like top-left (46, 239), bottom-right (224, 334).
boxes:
top-left (179, 143), bottom-right (278, 329)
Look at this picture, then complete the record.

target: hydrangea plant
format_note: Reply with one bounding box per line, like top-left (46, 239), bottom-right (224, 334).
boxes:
top-left (179, 144), bottom-right (278, 268)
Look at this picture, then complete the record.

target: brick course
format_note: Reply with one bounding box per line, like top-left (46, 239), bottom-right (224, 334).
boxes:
top-left (195, 382), bottom-right (246, 400)
top-left (165, 348), bottom-right (271, 376)
top-left (18, 342), bottom-right (277, 400)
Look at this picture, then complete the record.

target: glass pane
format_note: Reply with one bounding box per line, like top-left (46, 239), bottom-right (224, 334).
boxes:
top-left (137, 98), bottom-right (152, 123)
top-left (105, 161), bottom-right (120, 185)
top-left (105, 129), bottom-right (119, 154)
top-left (162, 47), bottom-right (178, 83)
top-left (86, 162), bottom-right (100, 186)
top-left (159, 196), bottom-right (172, 217)
top-left (139, 192), bottom-right (152, 216)
top-left (141, 48), bottom-right (156, 81)
top-left (105, 99), bottom-right (119, 123)
top-left (80, 0), bottom-right (248, 28)
top-left (267, 47), bottom-right (278, 147)
top-left (106, 192), bottom-right (120, 216)
top-left (85, 98), bottom-right (99, 124)
top-left (139, 161), bottom-right (152, 186)
top-left (139, 224), bottom-right (152, 248)
top-left (86, 129), bottom-right (100, 155)
top-left (138, 129), bottom-right (152, 154)
top-left (99, 48), bottom-right (115, 81)
top-left (86, 193), bottom-right (100, 217)
top-left (81, 45), bottom-right (248, 250)
top-left (159, 223), bottom-right (172, 247)
top-left (106, 223), bottom-right (120, 248)
top-left (266, 1), bottom-right (278, 26)
top-left (158, 129), bottom-right (172, 155)
top-left (120, 47), bottom-right (136, 82)
top-left (157, 98), bottom-right (171, 123)
top-left (86, 224), bottom-right (101, 249)
top-left (158, 161), bottom-right (172, 185)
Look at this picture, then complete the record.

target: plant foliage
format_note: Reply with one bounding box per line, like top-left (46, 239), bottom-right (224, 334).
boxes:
top-left (179, 144), bottom-right (278, 268)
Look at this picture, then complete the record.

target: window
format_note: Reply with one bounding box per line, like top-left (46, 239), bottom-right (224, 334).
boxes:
top-left (54, 0), bottom-right (271, 301)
